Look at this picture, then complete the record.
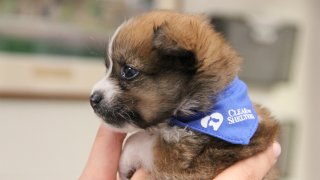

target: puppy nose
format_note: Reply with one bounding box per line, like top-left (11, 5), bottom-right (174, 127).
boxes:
top-left (90, 92), bottom-right (103, 108)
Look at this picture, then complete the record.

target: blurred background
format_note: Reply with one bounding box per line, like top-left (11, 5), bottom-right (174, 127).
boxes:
top-left (0, 0), bottom-right (319, 179)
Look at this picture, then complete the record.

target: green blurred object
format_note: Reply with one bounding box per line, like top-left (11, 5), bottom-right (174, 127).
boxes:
top-left (0, 36), bottom-right (104, 57)
top-left (0, 0), bottom-right (154, 58)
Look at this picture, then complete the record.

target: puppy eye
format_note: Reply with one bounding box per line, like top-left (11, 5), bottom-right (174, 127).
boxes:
top-left (121, 65), bottom-right (139, 80)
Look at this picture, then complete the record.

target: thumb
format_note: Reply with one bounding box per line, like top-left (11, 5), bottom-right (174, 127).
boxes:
top-left (214, 142), bottom-right (281, 180)
top-left (80, 123), bottom-right (126, 180)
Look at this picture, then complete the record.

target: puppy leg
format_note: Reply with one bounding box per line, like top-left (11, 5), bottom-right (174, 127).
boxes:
top-left (119, 131), bottom-right (156, 180)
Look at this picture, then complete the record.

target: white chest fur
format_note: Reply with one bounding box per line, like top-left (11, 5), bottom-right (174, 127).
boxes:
top-left (119, 123), bottom-right (192, 179)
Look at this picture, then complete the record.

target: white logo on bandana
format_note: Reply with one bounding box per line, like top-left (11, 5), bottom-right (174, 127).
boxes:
top-left (227, 108), bottom-right (255, 124)
top-left (200, 112), bottom-right (224, 131)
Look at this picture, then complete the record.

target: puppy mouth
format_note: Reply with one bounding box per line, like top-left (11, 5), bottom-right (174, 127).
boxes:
top-left (92, 102), bottom-right (153, 130)
top-left (93, 104), bottom-right (134, 126)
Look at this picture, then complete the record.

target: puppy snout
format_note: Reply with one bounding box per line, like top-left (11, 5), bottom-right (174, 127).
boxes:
top-left (90, 92), bottom-right (103, 108)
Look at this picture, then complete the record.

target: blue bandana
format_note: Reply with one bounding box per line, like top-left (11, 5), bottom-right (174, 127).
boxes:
top-left (170, 77), bottom-right (259, 145)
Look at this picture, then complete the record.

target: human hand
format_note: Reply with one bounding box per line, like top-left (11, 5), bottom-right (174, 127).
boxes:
top-left (214, 142), bottom-right (281, 180)
top-left (79, 123), bottom-right (124, 180)
top-left (80, 123), bottom-right (280, 180)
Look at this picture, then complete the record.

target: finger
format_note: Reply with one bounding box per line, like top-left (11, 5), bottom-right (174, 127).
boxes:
top-left (214, 142), bottom-right (281, 180)
top-left (131, 169), bottom-right (149, 180)
top-left (80, 123), bottom-right (126, 180)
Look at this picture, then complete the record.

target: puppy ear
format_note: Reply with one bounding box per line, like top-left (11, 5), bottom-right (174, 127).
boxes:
top-left (152, 23), bottom-right (197, 70)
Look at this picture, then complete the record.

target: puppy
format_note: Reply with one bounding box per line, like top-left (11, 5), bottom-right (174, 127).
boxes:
top-left (90, 10), bottom-right (279, 180)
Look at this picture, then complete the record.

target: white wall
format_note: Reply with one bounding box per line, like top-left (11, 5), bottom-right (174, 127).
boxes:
top-left (306, 0), bottom-right (320, 178)
top-left (0, 99), bottom-right (101, 180)
top-left (0, 54), bottom-right (106, 180)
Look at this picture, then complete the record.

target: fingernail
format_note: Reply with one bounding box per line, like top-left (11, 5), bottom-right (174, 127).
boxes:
top-left (272, 142), bottom-right (281, 157)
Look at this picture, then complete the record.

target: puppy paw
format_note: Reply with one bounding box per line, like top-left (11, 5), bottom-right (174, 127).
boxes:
top-left (119, 131), bottom-right (156, 179)
top-left (119, 152), bottom-right (139, 180)
top-left (119, 167), bottom-right (136, 180)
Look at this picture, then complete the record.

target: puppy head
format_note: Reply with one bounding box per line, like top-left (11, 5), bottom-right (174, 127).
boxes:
top-left (90, 11), bottom-right (241, 132)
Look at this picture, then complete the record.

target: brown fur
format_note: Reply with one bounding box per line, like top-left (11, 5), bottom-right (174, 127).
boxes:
top-left (94, 10), bottom-right (279, 179)
top-left (153, 105), bottom-right (279, 179)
